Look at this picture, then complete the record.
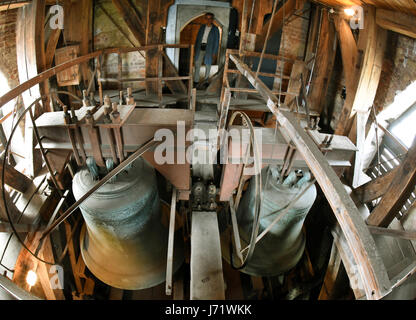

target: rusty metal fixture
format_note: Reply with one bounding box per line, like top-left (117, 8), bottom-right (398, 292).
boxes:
top-left (73, 157), bottom-right (184, 290)
top-left (220, 166), bottom-right (317, 277)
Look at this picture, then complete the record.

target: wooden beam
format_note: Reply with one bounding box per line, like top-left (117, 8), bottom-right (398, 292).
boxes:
top-left (64, 221), bottom-right (83, 295)
top-left (144, 0), bottom-right (175, 94)
top-left (318, 241), bottom-right (345, 300)
top-left (308, 8), bottom-right (337, 113)
top-left (367, 135), bottom-right (416, 228)
top-left (62, 0), bottom-right (93, 85)
top-left (376, 8), bottom-right (416, 39)
top-left (333, 15), bottom-right (358, 105)
top-left (254, 0), bottom-right (298, 51)
top-left (161, 51), bottom-right (188, 94)
top-left (45, 28), bottom-right (61, 69)
top-left (368, 225), bottom-right (416, 241)
top-left (331, 225), bottom-right (366, 299)
top-left (350, 7), bottom-right (387, 187)
top-left (37, 236), bottom-right (65, 300)
top-left (111, 0), bottom-right (146, 45)
top-left (285, 60), bottom-right (305, 106)
top-left (229, 53), bottom-right (392, 299)
top-left (16, 3), bottom-right (43, 177)
top-left (353, 166), bottom-right (398, 203)
top-left (0, 2), bottom-right (29, 11)
top-left (0, 158), bottom-right (34, 193)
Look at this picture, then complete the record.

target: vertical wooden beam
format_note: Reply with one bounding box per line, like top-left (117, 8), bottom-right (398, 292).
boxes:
top-left (239, 0), bottom-right (248, 53)
top-left (285, 60), bottom-right (305, 106)
top-left (318, 242), bottom-right (344, 300)
top-left (118, 53), bottom-right (122, 91)
top-left (308, 8), bottom-right (337, 114)
top-left (350, 7), bottom-right (387, 187)
top-left (64, 0), bottom-right (93, 85)
top-left (158, 47), bottom-right (163, 103)
top-left (64, 221), bottom-right (83, 294)
top-left (16, 3), bottom-right (43, 178)
top-left (45, 28), bottom-right (62, 69)
top-left (145, 0), bottom-right (175, 95)
top-left (334, 15), bottom-right (358, 102)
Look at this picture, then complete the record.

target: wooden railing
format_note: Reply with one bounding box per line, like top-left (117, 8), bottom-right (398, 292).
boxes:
top-left (0, 44), bottom-right (194, 111)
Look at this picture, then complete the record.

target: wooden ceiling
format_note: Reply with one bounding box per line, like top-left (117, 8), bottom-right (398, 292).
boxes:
top-left (314, 0), bottom-right (416, 16)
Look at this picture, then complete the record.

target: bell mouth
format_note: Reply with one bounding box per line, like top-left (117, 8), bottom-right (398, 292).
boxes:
top-left (80, 223), bottom-right (185, 290)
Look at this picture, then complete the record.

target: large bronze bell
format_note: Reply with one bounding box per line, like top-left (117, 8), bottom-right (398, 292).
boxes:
top-left (220, 167), bottom-right (316, 277)
top-left (73, 158), bottom-right (184, 290)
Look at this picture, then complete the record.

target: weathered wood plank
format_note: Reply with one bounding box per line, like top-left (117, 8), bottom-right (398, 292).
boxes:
top-left (368, 225), bottom-right (416, 241)
top-left (353, 166), bottom-right (398, 203)
top-left (350, 7), bottom-right (387, 187)
top-left (45, 28), bottom-right (61, 69)
top-left (190, 211), bottom-right (225, 300)
top-left (0, 158), bottom-right (34, 193)
top-left (16, 3), bottom-right (43, 178)
top-left (367, 135), bottom-right (416, 227)
top-left (376, 8), bottom-right (416, 39)
top-left (308, 8), bottom-right (337, 114)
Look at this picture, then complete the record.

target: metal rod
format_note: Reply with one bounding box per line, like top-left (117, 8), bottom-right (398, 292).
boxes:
top-left (165, 187), bottom-right (177, 295)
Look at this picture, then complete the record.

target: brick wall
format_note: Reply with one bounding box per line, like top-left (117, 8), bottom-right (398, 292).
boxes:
top-left (0, 9), bottom-right (19, 91)
top-left (374, 31), bottom-right (416, 112)
top-left (279, 8), bottom-right (310, 59)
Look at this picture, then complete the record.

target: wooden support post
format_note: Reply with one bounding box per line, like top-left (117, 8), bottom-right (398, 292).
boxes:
top-left (188, 45), bottom-right (195, 106)
top-left (64, 0), bottom-right (93, 86)
top-left (158, 46), bottom-right (163, 103)
top-left (285, 60), bottom-right (305, 106)
top-left (318, 241), bottom-right (345, 300)
top-left (96, 55), bottom-right (104, 105)
top-left (350, 7), bottom-right (387, 187)
top-left (239, 0), bottom-right (248, 54)
top-left (17, 3), bottom-right (43, 177)
top-left (118, 53), bottom-right (122, 91)
top-left (308, 8), bottom-right (337, 114)
top-left (64, 221), bottom-right (83, 295)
